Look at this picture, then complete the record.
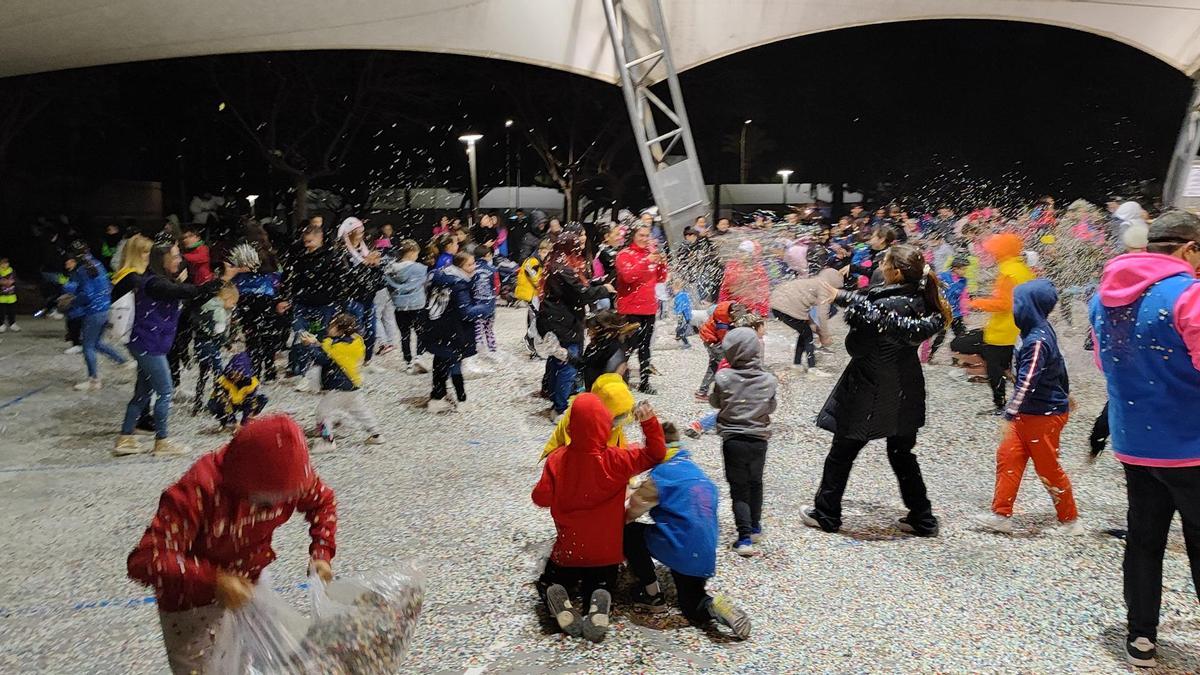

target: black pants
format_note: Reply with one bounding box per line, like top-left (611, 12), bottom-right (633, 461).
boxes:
top-left (772, 310), bottom-right (815, 366)
top-left (0, 305), bottom-right (15, 326)
top-left (950, 329), bottom-right (1013, 408)
top-left (430, 354), bottom-right (465, 401)
top-left (394, 309), bottom-right (424, 363)
top-left (722, 435), bottom-right (767, 539)
top-left (67, 316), bottom-right (82, 346)
top-left (928, 316), bottom-right (967, 357)
top-left (811, 434), bottom-right (934, 532)
top-left (1122, 463), bottom-right (1200, 642)
top-left (623, 522), bottom-right (712, 622)
top-left (1091, 401), bottom-right (1110, 447)
top-left (536, 560), bottom-right (618, 609)
top-left (625, 314), bottom-right (655, 388)
top-left (168, 305), bottom-right (196, 387)
top-left (240, 297), bottom-right (280, 382)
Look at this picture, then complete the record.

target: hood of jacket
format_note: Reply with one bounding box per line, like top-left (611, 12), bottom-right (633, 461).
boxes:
top-left (722, 326), bottom-right (762, 369)
top-left (431, 265), bottom-right (471, 287)
top-left (218, 414), bottom-right (314, 498)
top-left (1098, 252), bottom-right (1196, 308)
top-left (565, 393), bottom-right (613, 456)
top-left (1013, 279), bottom-right (1058, 335)
top-left (982, 232), bottom-right (1023, 262)
top-left (591, 373), bottom-right (635, 418)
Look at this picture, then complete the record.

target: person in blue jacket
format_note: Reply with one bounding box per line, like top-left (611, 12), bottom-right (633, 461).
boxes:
top-left (62, 240), bottom-right (126, 391)
top-left (623, 422), bottom-right (751, 640)
top-left (425, 251), bottom-right (493, 411)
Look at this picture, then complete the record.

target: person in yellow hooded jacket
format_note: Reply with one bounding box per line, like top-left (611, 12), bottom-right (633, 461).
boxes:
top-left (300, 312), bottom-right (382, 449)
top-left (951, 232), bottom-right (1035, 415)
top-left (205, 351), bottom-right (268, 432)
top-left (540, 372), bottom-right (635, 460)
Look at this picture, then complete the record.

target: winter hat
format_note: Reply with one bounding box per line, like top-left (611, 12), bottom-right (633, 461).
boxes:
top-left (224, 351), bottom-right (254, 380)
top-left (1122, 224), bottom-right (1149, 250)
top-left (981, 232), bottom-right (1023, 261)
top-left (591, 373), bottom-right (635, 420)
top-left (337, 217), bottom-right (365, 241)
top-left (339, 217), bottom-right (371, 263)
top-left (220, 414), bottom-right (314, 498)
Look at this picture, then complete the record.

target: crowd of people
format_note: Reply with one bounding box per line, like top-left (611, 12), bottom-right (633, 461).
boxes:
top-left (4, 191), bottom-right (1198, 670)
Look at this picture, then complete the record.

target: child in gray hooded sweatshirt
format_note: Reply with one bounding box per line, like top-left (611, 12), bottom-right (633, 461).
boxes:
top-left (709, 324), bottom-right (777, 556)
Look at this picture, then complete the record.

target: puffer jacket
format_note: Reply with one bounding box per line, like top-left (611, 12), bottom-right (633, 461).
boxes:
top-left (64, 255), bottom-right (112, 317)
top-left (426, 265), bottom-right (492, 358)
top-left (816, 283), bottom-right (944, 440)
top-left (514, 255), bottom-right (542, 303)
top-left (531, 394), bottom-right (665, 567)
top-left (1005, 279), bottom-right (1069, 419)
top-left (625, 445), bottom-right (719, 579)
top-left (383, 259), bottom-right (428, 311)
top-left (970, 233), bottom-right (1034, 346)
top-left (709, 327), bottom-right (777, 440)
top-left (616, 243), bottom-right (667, 316)
top-left (537, 268), bottom-right (609, 347)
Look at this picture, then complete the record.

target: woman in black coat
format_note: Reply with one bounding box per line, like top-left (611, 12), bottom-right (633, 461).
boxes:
top-left (802, 244), bottom-right (950, 537)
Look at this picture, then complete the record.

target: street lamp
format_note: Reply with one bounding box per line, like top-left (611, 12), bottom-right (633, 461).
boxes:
top-left (777, 170), bottom-right (793, 206)
top-left (740, 119), bottom-right (752, 184)
top-left (458, 132), bottom-right (483, 217)
top-left (247, 194), bottom-right (259, 218)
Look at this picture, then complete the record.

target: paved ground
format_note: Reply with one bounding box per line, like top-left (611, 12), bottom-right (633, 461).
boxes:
top-left (1, 304), bottom-right (1198, 673)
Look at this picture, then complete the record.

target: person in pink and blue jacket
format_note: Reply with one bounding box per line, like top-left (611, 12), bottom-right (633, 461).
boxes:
top-left (1089, 210), bottom-right (1200, 669)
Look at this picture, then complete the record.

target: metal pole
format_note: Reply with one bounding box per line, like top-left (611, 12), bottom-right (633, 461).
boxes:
top-left (467, 142), bottom-right (479, 215)
top-left (782, 174), bottom-right (788, 205)
top-left (740, 124), bottom-right (748, 184)
top-left (1164, 77), bottom-right (1200, 208)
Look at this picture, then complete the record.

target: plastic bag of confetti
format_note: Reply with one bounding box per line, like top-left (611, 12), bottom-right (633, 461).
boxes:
top-left (205, 565), bottom-right (426, 674)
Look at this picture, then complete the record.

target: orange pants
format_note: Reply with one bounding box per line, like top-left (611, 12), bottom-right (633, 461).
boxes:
top-left (991, 413), bottom-right (1077, 522)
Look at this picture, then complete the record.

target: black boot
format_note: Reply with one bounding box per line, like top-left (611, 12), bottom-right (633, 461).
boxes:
top-left (451, 374), bottom-right (467, 402)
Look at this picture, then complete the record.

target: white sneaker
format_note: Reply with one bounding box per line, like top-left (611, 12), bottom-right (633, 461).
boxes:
top-left (974, 512), bottom-right (1014, 534)
top-left (49, 310), bottom-right (64, 320)
top-left (7, 323), bottom-right (17, 332)
top-left (74, 378), bottom-right (101, 391)
top-left (64, 345), bottom-right (82, 355)
top-left (427, 397), bottom-right (455, 413)
top-left (0, 324), bottom-right (6, 333)
top-left (1047, 519), bottom-right (1086, 537)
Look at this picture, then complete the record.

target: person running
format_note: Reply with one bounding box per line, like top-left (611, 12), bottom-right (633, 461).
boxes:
top-left (802, 244), bottom-right (948, 536)
top-left (62, 240), bottom-right (126, 391)
top-left (1090, 211), bottom-right (1200, 669)
top-left (974, 279), bottom-right (1081, 536)
top-left (616, 223), bottom-right (668, 394)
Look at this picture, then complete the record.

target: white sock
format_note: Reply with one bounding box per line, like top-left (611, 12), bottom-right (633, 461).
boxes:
top-left (645, 582), bottom-right (660, 596)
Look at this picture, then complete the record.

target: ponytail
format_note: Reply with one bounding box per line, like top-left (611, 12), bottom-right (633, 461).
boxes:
top-left (887, 244), bottom-right (952, 325)
top-left (921, 264), bottom-right (952, 325)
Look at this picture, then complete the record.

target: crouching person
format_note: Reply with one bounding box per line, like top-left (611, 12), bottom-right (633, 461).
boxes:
top-left (127, 415), bottom-right (336, 674)
top-left (624, 422), bottom-right (752, 639)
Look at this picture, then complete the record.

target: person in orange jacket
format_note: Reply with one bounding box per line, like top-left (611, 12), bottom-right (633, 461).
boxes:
top-left (693, 300), bottom-right (747, 401)
top-left (532, 394), bottom-right (666, 643)
top-left (127, 414), bottom-right (336, 674)
top-left (952, 232), bottom-right (1035, 414)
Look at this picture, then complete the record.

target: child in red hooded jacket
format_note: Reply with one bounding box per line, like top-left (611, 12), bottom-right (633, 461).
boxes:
top-left (532, 394), bottom-right (666, 642)
top-left (127, 414), bottom-right (337, 674)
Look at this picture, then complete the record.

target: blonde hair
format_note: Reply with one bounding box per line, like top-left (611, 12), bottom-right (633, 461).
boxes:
top-left (119, 235), bottom-right (153, 273)
top-left (216, 281), bottom-right (240, 303)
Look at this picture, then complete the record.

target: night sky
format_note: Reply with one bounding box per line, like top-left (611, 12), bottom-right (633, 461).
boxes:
top-left (3, 19), bottom-right (1193, 219)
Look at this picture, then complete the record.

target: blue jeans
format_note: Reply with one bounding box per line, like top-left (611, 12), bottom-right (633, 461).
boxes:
top-left (547, 343), bottom-right (581, 413)
top-left (287, 303), bottom-right (336, 376)
top-left (81, 312), bottom-right (126, 377)
top-left (122, 349), bottom-right (173, 439)
top-left (346, 299), bottom-right (377, 363)
top-left (700, 411), bottom-right (717, 432)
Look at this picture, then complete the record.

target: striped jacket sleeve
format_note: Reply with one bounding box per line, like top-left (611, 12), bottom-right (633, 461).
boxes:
top-left (1005, 339), bottom-right (1044, 419)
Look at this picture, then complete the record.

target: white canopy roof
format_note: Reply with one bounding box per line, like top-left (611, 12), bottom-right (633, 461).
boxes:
top-left (2, 0), bottom-right (1198, 80)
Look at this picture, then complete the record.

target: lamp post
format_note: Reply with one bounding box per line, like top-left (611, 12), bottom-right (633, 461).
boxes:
top-left (504, 119), bottom-right (514, 209)
top-left (777, 170), bottom-right (792, 206)
top-left (740, 119), bottom-right (752, 184)
top-left (247, 194), bottom-right (259, 218)
top-left (458, 132), bottom-right (483, 218)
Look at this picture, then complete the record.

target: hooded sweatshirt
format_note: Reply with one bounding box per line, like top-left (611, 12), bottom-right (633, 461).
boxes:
top-left (541, 372), bottom-right (635, 460)
top-left (127, 415), bottom-right (336, 611)
top-left (970, 233), bottom-right (1035, 346)
top-left (709, 327), bottom-right (778, 440)
top-left (770, 268), bottom-right (843, 321)
top-left (1090, 252), bottom-right (1200, 467)
top-left (531, 394), bottom-right (666, 567)
top-left (1005, 279), bottom-right (1069, 419)
top-left (624, 445), bottom-right (719, 579)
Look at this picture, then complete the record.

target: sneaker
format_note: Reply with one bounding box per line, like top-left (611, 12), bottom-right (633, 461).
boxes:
top-left (684, 421), bottom-right (702, 439)
top-left (7, 323), bottom-right (17, 332)
top-left (550, 411), bottom-right (564, 425)
top-left (112, 435), bottom-right (146, 456)
top-left (732, 537), bottom-right (756, 557)
top-left (64, 345), bottom-right (82, 355)
top-left (580, 589), bottom-right (612, 643)
top-left (750, 526), bottom-right (764, 543)
top-left (976, 407), bottom-right (1004, 417)
top-left (632, 588), bottom-right (668, 614)
top-left (544, 584), bottom-right (583, 638)
top-left (973, 512), bottom-right (1014, 534)
top-left (638, 383), bottom-right (658, 395)
top-left (708, 594), bottom-right (752, 640)
top-left (152, 438), bottom-right (189, 457)
top-left (403, 362), bottom-right (417, 375)
top-left (49, 310), bottom-right (64, 320)
top-left (74, 378), bottom-right (101, 391)
top-left (807, 367), bottom-right (832, 378)
top-left (0, 324), bottom-right (5, 333)
top-left (898, 515), bottom-right (940, 537)
top-left (410, 359), bottom-right (429, 374)
top-left (376, 344), bottom-right (396, 356)
top-left (800, 506), bottom-right (836, 533)
top-left (364, 434), bottom-right (384, 446)
top-left (427, 397), bottom-right (455, 413)
top-left (1047, 519), bottom-right (1085, 537)
top-left (1126, 636), bottom-right (1157, 668)
top-left (693, 391), bottom-right (709, 402)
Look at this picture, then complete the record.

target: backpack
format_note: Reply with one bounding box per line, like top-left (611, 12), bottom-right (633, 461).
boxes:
top-left (108, 290), bottom-right (135, 344)
top-left (426, 285), bottom-right (452, 322)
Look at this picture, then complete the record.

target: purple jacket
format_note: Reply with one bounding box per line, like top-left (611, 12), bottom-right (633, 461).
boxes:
top-left (129, 274), bottom-right (217, 355)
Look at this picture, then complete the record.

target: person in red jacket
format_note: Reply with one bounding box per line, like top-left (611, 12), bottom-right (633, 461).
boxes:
top-left (616, 223), bottom-right (668, 393)
top-left (180, 225), bottom-right (213, 285)
top-left (694, 300), bottom-right (747, 400)
top-left (718, 240), bottom-right (770, 316)
top-left (532, 393), bottom-right (666, 642)
top-left (127, 414), bottom-right (337, 674)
